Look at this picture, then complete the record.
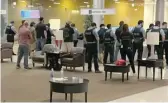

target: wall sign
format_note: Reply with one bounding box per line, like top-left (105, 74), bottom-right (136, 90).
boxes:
top-left (21, 10), bottom-right (40, 19)
top-left (80, 9), bottom-right (115, 15)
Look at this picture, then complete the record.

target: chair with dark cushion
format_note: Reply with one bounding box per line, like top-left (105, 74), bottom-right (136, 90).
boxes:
top-left (61, 47), bottom-right (86, 71)
top-left (1, 42), bottom-right (13, 62)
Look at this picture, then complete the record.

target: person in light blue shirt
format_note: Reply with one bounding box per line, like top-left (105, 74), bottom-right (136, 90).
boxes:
top-left (131, 20), bottom-right (145, 60)
top-left (103, 24), bottom-right (116, 64)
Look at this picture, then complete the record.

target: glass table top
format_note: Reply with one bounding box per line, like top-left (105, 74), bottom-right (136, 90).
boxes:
top-left (50, 77), bottom-right (89, 84)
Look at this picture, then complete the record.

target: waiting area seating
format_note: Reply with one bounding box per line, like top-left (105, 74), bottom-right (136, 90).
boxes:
top-left (61, 47), bottom-right (86, 71)
top-left (1, 42), bottom-right (13, 62)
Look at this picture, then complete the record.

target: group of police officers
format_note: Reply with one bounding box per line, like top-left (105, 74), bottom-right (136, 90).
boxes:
top-left (84, 20), bottom-right (168, 74)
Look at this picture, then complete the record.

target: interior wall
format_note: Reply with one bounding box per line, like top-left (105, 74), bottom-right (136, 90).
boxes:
top-left (8, 0), bottom-right (92, 32)
top-left (165, 0), bottom-right (168, 23)
top-left (143, 0), bottom-right (156, 29)
top-left (104, 0), bottom-right (144, 27)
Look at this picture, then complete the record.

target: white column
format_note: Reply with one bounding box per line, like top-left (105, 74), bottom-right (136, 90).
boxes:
top-left (1, 0), bottom-right (8, 38)
top-left (93, 0), bottom-right (104, 28)
top-left (143, 0), bottom-right (156, 29)
top-left (155, 0), bottom-right (165, 23)
top-left (165, 0), bottom-right (168, 23)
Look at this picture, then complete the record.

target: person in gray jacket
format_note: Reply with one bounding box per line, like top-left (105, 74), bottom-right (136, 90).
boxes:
top-left (71, 23), bottom-right (79, 47)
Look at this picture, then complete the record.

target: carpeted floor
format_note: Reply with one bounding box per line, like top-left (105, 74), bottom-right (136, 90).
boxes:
top-left (1, 62), bottom-right (168, 102)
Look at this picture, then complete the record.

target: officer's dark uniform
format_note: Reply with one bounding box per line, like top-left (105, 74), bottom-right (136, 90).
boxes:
top-left (163, 28), bottom-right (168, 65)
top-left (132, 27), bottom-right (144, 60)
top-left (103, 30), bottom-right (115, 64)
top-left (151, 28), bottom-right (163, 59)
top-left (84, 28), bottom-right (99, 72)
top-left (5, 25), bottom-right (16, 43)
top-left (120, 32), bottom-right (135, 73)
top-left (146, 28), bottom-right (151, 58)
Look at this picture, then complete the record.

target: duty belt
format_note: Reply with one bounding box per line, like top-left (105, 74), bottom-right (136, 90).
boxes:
top-left (104, 41), bottom-right (114, 44)
top-left (87, 42), bottom-right (96, 44)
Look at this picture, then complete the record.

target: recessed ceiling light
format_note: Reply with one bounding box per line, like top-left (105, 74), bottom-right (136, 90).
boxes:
top-left (132, 3), bottom-right (135, 7)
top-left (84, 2), bottom-right (88, 4)
top-left (115, 2), bottom-right (120, 3)
top-left (13, 2), bottom-right (16, 5)
top-left (80, 6), bottom-right (86, 8)
top-left (28, 5), bottom-right (34, 7)
top-left (49, 6), bottom-right (51, 7)
top-left (21, 0), bottom-right (25, 2)
top-left (54, 2), bottom-right (60, 4)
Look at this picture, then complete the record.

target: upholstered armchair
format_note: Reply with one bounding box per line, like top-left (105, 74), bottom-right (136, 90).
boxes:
top-left (1, 42), bottom-right (13, 62)
top-left (61, 47), bottom-right (86, 71)
top-left (31, 44), bottom-right (60, 67)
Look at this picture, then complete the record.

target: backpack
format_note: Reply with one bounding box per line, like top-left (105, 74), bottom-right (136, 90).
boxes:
top-left (115, 59), bottom-right (126, 66)
top-left (5, 26), bottom-right (11, 34)
top-left (98, 28), bottom-right (106, 43)
top-left (132, 27), bottom-right (144, 43)
top-left (104, 30), bottom-right (114, 44)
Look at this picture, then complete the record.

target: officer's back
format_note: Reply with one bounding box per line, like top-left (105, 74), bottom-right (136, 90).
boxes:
top-left (84, 22), bottom-right (101, 73)
top-left (85, 27), bottom-right (97, 44)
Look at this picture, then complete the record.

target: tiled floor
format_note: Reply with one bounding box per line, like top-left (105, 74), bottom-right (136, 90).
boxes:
top-left (8, 42), bottom-right (168, 102)
top-left (10, 54), bottom-right (168, 102)
top-left (111, 86), bottom-right (168, 102)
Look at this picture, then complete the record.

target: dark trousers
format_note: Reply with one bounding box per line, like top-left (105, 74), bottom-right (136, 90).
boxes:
top-left (73, 40), bottom-right (78, 47)
top-left (7, 34), bottom-right (15, 54)
top-left (86, 43), bottom-right (99, 71)
top-left (164, 42), bottom-right (168, 65)
top-left (120, 47), bottom-right (135, 73)
top-left (155, 42), bottom-right (163, 60)
top-left (103, 44), bottom-right (114, 64)
top-left (147, 45), bottom-right (151, 58)
top-left (133, 42), bottom-right (143, 60)
top-left (46, 38), bottom-right (51, 44)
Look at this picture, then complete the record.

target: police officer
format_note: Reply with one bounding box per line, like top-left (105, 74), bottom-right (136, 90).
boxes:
top-left (120, 24), bottom-right (135, 74)
top-left (146, 23), bottom-right (154, 58)
top-left (149, 21), bottom-right (165, 59)
top-left (98, 24), bottom-right (106, 63)
top-left (84, 22), bottom-right (101, 73)
top-left (5, 21), bottom-right (17, 55)
top-left (162, 22), bottom-right (168, 65)
top-left (132, 20), bottom-right (145, 61)
top-left (103, 24), bottom-right (116, 64)
top-left (114, 21), bottom-right (124, 61)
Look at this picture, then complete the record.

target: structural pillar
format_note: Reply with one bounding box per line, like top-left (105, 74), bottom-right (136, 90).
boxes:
top-left (155, 0), bottom-right (165, 23)
top-left (93, 0), bottom-right (104, 28)
top-left (1, 0), bottom-right (8, 40)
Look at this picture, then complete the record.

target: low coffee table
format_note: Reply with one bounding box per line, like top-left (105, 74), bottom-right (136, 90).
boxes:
top-left (49, 77), bottom-right (89, 102)
top-left (138, 59), bottom-right (163, 81)
top-left (104, 64), bottom-right (130, 82)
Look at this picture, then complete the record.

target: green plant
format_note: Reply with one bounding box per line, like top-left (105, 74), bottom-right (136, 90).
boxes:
top-left (84, 15), bottom-right (93, 29)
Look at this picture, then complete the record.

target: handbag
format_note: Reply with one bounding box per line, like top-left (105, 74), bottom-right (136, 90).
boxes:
top-left (115, 59), bottom-right (126, 66)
